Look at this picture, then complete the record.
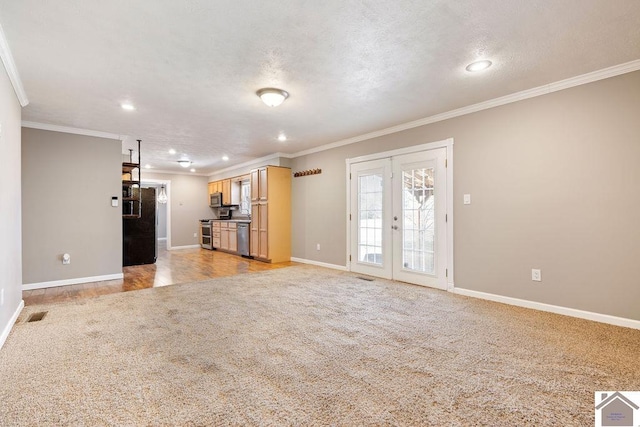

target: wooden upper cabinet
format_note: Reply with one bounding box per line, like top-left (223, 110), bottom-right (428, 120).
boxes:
top-left (208, 182), bottom-right (215, 196)
top-left (250, 169), bottom-right (260, 202)
top-left (222, 179), bottom-right (231, 205)
top-left (258, 167), bottom-right (268, 201)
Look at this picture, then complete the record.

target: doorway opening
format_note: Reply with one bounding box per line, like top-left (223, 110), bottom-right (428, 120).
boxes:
top-left (141, 179), bottom-right (171, 250)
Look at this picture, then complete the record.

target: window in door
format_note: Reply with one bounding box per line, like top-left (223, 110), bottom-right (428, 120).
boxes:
top-left (401, 167), bottom-right (435, 274)
top-left (358, 173), bottom-right (384, 265)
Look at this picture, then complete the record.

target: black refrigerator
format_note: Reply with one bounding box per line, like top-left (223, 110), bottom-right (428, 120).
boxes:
top-left (123, 187), bottom-right (157, 266)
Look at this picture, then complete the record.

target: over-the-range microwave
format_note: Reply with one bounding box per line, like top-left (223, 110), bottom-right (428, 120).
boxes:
top-left (210, 192), bottom-right (223, 208)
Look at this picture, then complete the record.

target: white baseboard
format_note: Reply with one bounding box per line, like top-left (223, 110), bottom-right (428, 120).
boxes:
top-left (0, 299), bottom-right (24, 350)
top-left (453, 287), bottom-right (640, 330)
top-left (290, 257), bottom-right (348, 271)
top-left (22, 273), bottom-right (124, 291)
top-left (169, 244), bottom-right (201, 250)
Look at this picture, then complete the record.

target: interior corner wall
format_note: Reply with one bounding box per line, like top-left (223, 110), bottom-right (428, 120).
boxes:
top-left (290, 70), bottom-right (640, 321)
top-left (21, 128), bottom-right (122, 284)
top-left (143, 172), bottom-right (212, 247)
top-left (0, 62), bottom-right (23, 343)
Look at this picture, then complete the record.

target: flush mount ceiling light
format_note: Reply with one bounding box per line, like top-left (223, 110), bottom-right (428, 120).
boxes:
top-left (257, 88), bottom-right (289, 107)
top-left (144, 164), bottom-right (151, 169)
top-left (222, 155), bottom-right (229, 161)
top-left (168, 148), bottom-right (176, 154)
top-left (278, 134), bottom-right (287, 142)
top-left (190, 168), bottom-right (196, 173)
top-left (177, 159), bottom-right (191, 168)
top-left (465, 60), bottom-right (493, 72)
top-left (121, 103), bottom-right (135, 111)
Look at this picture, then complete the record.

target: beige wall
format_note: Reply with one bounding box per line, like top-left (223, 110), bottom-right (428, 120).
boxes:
top-left (290, 71), bottom-right (640, 321)
top-left (22, 128), bottom-right (122, 284)
top-left (0, 62), bottom-right (23, 341)
top-left (143, 172), bottom-right (212, 247)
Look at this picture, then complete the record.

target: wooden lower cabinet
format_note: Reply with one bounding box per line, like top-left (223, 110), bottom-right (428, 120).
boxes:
top-left (211, 221), bottom-right (221, 249)
top-left (220, 222), bottom-right (229, 250)
top-left (250, 204), bottom-right (260, 258)
top-left (214, 221), bottom-right (239, 253)
top-left (250, 203), bottom-right (269, 260)
top-left (228, 223), bottom-right (237, 252)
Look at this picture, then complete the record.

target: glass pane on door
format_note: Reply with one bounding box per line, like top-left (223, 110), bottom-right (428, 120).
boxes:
top-left (402, 167), bottom-right (435, 274)
top-left (358, 173), bottom-right (383, 265)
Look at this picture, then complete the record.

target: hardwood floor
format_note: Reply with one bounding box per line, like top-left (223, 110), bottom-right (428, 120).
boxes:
top-left (22, 242), bottom-right (295, 306)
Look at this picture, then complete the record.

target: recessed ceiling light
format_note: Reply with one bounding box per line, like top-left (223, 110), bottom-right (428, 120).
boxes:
top-left (121, 103), bottom-right (135, 111)
top-left (278, 134), bottom-right (287, 142)
top-left (144, 164), bottom-right (151, 169)
top-left (465, 60), bottom-right (493, 72)
top-left (169, 149), bottom-right (176, 155)
top-left (257, 88), bottom-right (289, 107)
top-left (177, 159), bottom-right (191, 168)
top-left (190, 168), bottom-right (196, 172)
top-left (222, 155), bottom-right (229, 161)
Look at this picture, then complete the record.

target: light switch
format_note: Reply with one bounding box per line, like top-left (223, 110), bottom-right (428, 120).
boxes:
top-left (463, 194), bottom-right (471, 205)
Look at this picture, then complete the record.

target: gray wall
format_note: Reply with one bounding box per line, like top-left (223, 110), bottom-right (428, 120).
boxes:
top-left (22, 128), bottom-right (122, 284)
top-left (0, 62), bottom-right (23, 341)
top-left (290, 70), bottom-right (640, 321)
top-left (144, 172), bottom-right (212, 247)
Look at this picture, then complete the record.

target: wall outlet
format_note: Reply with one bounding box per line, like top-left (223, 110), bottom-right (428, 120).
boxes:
top-left (531, 268), bottom-right (541, 282)
top-left (193, 232), bottom-right (197, 238)
top-left (316, 243), bottom-right (321, 251)
top-left (62, 253), bottom-right (71, 265)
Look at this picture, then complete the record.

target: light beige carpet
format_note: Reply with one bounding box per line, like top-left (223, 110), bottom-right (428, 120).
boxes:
top-left (1, 265), bottom-right (639, 426)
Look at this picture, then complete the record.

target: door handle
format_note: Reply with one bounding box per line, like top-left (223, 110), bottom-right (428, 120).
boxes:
top-left (392, 225), bottom-right (398, 230)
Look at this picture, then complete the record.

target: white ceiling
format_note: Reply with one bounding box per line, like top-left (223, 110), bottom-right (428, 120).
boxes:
top-left (1, 1), bottom-right (639, 174)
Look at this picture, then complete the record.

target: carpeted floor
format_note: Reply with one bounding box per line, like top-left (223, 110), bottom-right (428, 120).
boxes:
top-left (1, 265), bottom-right (639, 426)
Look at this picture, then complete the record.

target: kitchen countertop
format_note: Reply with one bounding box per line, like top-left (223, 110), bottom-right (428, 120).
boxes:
top-left (212, 219), bottom-right (251, 223)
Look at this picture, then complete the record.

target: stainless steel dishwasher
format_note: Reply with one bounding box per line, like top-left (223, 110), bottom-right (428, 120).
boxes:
top-left (237, 222), bottom-right (250, 257)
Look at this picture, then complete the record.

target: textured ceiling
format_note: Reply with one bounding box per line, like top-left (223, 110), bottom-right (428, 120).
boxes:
top-left (1, 0), bottom-right (639, 174)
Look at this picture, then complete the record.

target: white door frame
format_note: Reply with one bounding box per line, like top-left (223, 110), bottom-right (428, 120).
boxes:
top-left (140, 178), bottom-right (172, 250)
top-left (345, 138), bottom-right (454, 291)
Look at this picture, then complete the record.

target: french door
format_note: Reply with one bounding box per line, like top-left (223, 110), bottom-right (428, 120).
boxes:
top-left (349, 148), bottom-right (448, 289)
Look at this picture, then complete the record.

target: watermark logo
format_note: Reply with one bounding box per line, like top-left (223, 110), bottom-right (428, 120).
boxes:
top-left (595, 391), bottom-right (640, 427)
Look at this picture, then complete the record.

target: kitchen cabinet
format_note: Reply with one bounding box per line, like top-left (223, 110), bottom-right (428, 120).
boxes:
top-left (228, 222), bottom-right (238, 252)
top-left (208, 179), bottom-right (233, 205)
top-left (211, 221), bottom-right (221, 248)
top-left (212, 221), bottom-right (239, 253)
top-left (220, 222), bottom-right (229, 250)
top-left (250, 166), bottom-right (291, 263)
top-left (250, 169), bottom-right (260, 202)
top-left (222, 179), bottom-right (231, 205)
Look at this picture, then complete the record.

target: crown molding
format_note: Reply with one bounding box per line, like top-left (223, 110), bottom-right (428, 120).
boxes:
top-left (143, 168), bottom-right (209, 177)
top-left (21, 121), bottom-right (126, 140)
top-left (291, 59), bottom-right (640, 158)
top-left (207, 152), bottom-right (294, 178)
top-left (0, 23), bottom-right (28, 107)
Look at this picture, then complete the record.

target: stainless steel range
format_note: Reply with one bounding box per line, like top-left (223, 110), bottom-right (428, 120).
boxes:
top-left (199, 219), bottom-right (214, 249)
